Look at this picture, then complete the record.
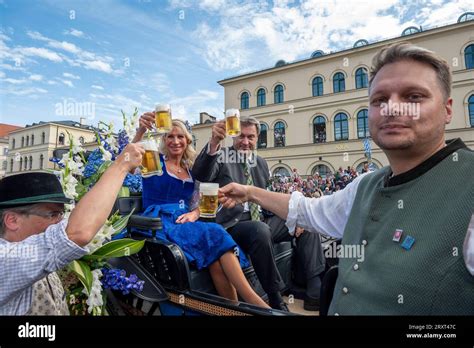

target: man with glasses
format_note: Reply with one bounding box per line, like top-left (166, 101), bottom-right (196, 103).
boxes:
top-left (0, 144), bottom-right (143, 315)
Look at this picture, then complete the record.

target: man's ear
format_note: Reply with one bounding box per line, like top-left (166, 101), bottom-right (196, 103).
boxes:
top-left (445, 97), bottom-right (453, 124)
top-left (3, 211), bottom-right (21, 235)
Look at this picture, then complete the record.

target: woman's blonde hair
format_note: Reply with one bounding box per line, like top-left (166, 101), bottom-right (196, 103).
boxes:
top-left (159, 119), bottom-right (196, 168)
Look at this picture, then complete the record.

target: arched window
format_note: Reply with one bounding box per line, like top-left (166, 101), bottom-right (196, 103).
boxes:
top-left (333, 72), bottom-right (345, 93)
top-left (79, 136), bottom-right (85, 145)
top-left (357, 109), bottom-right (369, 138)
top-left (257, 88), bottom-right (266, 107)
top-left (312, 164), bottom-right (331, 178)
top-left (40, 154), bottom-right (44, 169)
top-left (465, 44), bottom-right (474, 69)
top-left (273, 167), bottom-right (290, 177)
top-left (58, 133), bottom-right (65, 145)
top-left (31, 134), bottom-right (34, 146)
top-left (274, 84), bottom-right (284, 104)
top-left (469, 94), bottom-right (474, 127)
top-left (19, 158), bottom-right (22, 171)
top-left (313, 116), bottom-right (326, 143)
top-left (274, 121), bottom-right (286, 147)
top-left (42, 132), bottom-right (46, 144)
top-left (10, 158), bottom-right (13, 172)
top-left (240, 92), bottom-right (249, 109)
top-left (258, 124), bottom-right (268, 149)
top-left (312, 76), bottom-right (323, 96)
top-left (356, 161), bottom-right (379, 173)
top-left (24, 157), bottom-right (28, 171)
top-left (21, 137), bottom-right (24, 148)
top-left (12, 138), bottom-right (15, 149)
top-left (334, 113), bottom-right (349, 141)
top-left (29, 156), bottom-right (33, 170)
top-left (26, 136), bottom-right (29, 147)
top-left (355, 68), bottom-right (368, 89)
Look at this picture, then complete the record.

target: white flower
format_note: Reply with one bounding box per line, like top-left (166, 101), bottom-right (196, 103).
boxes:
top-left (85, 223), bottom-right (115, 253)
top-left (84, 269), bottom-right (104, 314)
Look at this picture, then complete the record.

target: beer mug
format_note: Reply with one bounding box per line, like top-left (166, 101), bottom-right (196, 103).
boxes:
top-left (155, 104), bottom-right (172, 134)
top-left (199, 183), bottom-right (219, 218)
top-left (139, 138), bottom-right (162, 177)
top-left (225, 108), bottom-right (241, 137)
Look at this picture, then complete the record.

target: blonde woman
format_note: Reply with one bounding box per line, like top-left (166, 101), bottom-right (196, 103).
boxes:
top-left (133, 114), bottom-right (270, 309)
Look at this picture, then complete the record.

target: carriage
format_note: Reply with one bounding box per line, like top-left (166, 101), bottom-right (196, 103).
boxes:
top-left (105, 195), bottom-right (340, 316)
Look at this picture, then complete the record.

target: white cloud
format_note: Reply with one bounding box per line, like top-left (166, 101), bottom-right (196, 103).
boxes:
top-left (3, 78), bottom-right (27, 84)
top-left (22, 47), bottom-right (63, 62)
top-left (59, 79), bottom-right (74, 88)
top-left (63, 72), bottom-right (81, 80)
top-left (92, 85), bottom-right (104, 90)
top-left (77, 59), bottom-right (113, 74)
top-left (47, 80), bottom-right (58, 85)
top-left (29, 74), bottom-right (43, 81)
top-left (48, 40), bottom-right (81, 54)
top-left (64, 28), bottom-right (85, 38)
top-left (0, 71), bottom-right (5, 78)
top-left (1, 86), bottom-right (48, 96)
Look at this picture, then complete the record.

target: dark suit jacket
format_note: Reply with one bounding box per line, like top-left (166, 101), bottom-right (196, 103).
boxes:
top-left (192, 144), bottom-right (270, 229)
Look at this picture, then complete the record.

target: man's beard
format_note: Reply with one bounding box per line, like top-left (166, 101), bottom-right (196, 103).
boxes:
top-left (373, 136), bottom-right (416, 151)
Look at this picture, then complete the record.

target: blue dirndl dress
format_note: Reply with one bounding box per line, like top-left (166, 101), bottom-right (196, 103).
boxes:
top-left (140, 155), bottom-right (249, 270)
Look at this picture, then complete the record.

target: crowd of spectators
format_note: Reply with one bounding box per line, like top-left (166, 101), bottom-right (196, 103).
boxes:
top-left (268, 163), bottom-right (374, 198)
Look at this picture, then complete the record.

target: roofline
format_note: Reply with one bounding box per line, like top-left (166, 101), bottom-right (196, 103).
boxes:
top-left (8, 121), bottom-right (98, 135)
top-left (217, 19), bottom-right (473, 86)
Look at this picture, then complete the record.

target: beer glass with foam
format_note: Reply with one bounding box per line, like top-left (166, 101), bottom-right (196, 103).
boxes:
top-left (199, 183), bottom-right (219, 218)
top-left (225, 108), bottom-right (240, 137)
top-left (155, 104), bottom-right (172, 134)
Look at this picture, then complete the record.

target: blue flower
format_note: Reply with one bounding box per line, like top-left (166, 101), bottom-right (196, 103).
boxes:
top-left (83, 149), bottom-right (105, 179)
top-left (123, 173), bottom-right (142, 193)
top-left (117, 129), bottom-right (129, 154)
top-left (101, 268), bottom-right (145, 295)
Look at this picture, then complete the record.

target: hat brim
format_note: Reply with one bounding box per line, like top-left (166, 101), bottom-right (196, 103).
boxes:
top-left (0, 194), bottom-right (73, 209)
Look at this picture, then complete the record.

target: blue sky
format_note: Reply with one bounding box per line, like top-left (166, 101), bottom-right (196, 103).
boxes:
top-left (0, 0), bottom-right (471, 130)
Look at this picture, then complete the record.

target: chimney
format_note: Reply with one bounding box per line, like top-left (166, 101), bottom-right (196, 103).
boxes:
top-left (80, 117), bottom-right (86, 126)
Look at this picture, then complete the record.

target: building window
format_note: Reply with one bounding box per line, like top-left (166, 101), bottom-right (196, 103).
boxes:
top-left (240, 92), bottom-right (249, 109)
top-left (42, 132), bottom-right (46, 144)
top-left (10, 158), bottom-right (13, 172)
top-left (258, 124), bottom-right (268, 149)
top-left (334, 113), bottom-right (349, 141)
top-left (26, 136), bottom-right (29, 147)
top-left (355, 68), bottom-right (368, 89)
top-left (274, 121), bottom-right (286, 147)
top-left (21, 136), bottom-right (24, 148)
top-left (273, 167), bottom-right (290, 177)
top-left (58, 133), bottom-right (65, 146)
top-left (19, 158), bottom-right (22, 171)
top-left (192, 135), bottom-right (197, 149)
top-left (274, 84), bottom-right (284, 104)
top-left (356, 161), bottom-right (379, 173)
top-left (313, 116), bottom-right (326, 143)
top-left (312, 164), bottom-right (331, 178)
top-left (12, 138), bottom-right (15, 149)
top-left (357, 109), bottom-right (369, 138)
top-left (3, 148), bottom-right (7, 156)
top-left (31, 134), bottom-right (34, 146)
top-left (469, 94), bottom-right (474, 127)
top-left (79, 136), bottom-right (85, 145)
top-left (312, 76), bottom-right (323, 97)
top-left (465, 44), bottom-right (474, 69)
top-left (257, 88), bottom-right (266, 107)
top-left (29, 156), bottom-right (33, 170)
top-left (40, 154), bottom-right (44, 169)
top-left (333, 72), bottom-right (345, 93)
top-left (2, 160), bottom-right (6, 171)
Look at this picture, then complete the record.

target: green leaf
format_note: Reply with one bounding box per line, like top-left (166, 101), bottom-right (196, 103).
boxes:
top-left (111, 208), bottom-right (135, 235)
top-left (82, 238), bottom-right (145, 261)
top-left (68, 260), bottom-right (93, 294)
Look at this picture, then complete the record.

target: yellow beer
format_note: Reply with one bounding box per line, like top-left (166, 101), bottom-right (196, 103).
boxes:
top-left (225, 109), bottom-right (240, 137)
top-left (139, 138), bottom-right (162, 177)
top-left (155, 104), bottom-right (172, 133)
top-left (199, 183), bottom-right (219, 218)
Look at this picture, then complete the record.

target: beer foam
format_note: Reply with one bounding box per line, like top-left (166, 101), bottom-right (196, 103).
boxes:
top-left (155, 104), bottom-right (170, 112)
top-left (200, 183), bottom-right (219, 195)
top-left (225, 108), bottom-right (240, 117)
top-left (140, 139), bottom-right (159, 152)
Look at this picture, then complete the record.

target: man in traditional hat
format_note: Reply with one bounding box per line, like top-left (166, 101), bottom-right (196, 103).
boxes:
top-left (0, 144), bottom-right (143, 315)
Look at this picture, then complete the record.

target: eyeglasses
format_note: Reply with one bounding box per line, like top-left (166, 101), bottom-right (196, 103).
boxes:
top-left (28, 210), bottom-right (66, 221)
